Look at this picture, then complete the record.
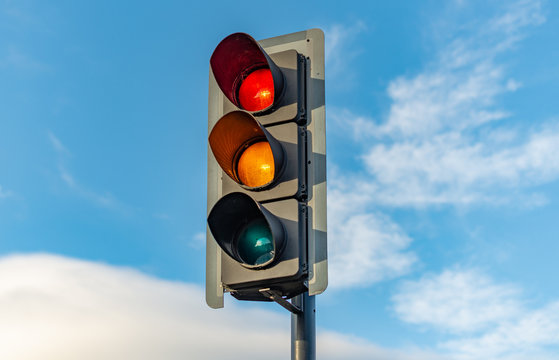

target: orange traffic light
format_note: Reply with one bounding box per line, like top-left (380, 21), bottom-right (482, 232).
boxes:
top-left (208, 110), bottom-right (284, 190)
top-left (237, 141), bottom-right (275, 187)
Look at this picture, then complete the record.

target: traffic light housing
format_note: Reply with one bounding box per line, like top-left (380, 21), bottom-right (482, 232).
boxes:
top-left (206, 30), bottom-right (326, 307)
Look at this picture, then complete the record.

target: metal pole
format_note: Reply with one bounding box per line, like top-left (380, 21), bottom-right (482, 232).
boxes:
top-left (291, 292), bottom-right (316, 360)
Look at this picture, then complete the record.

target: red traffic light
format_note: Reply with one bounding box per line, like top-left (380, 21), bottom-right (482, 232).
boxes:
top-left (210, 33), bottom-right (284, 112)
top-left (238, 68), bottom-right (274, 111)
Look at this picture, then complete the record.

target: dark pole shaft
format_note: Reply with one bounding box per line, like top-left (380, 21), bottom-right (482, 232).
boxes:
top-left (291, 292), bottom-right (316, 360)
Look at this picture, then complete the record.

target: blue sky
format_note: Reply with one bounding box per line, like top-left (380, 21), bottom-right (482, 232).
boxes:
top-left (2, 0), bottom-right (559, 359)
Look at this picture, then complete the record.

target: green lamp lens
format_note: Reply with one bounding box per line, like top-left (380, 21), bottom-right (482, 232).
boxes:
top-left (237, 218), bottom-right (274, 266)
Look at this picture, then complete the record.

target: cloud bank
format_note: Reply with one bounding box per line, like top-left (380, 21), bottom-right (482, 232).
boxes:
top-left (0, 253), bottom-right (439, 360)
top-left (5, 254), bottom-right (555, 360)
top-left (393, 268), bottom-right (559, 360)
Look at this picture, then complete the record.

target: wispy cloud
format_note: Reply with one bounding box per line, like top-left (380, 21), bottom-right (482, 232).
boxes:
top-left (0, 253), bottom-right (444, 360)
top-left (323, 21), bottom-right (367, 90)
top-left (328, 172), bottom-right (417, 289)
top-left (47, 131), bottom-right (70, 155)
top-left (443, 301), bottom-right (559, 360)
top-left (189, 231), bottom-right (205, 250)
top-left (374, 0), bottom-right (544, 139)
top-left (393, 267), bottom-right (559, 359)
top-left (331, 0), bottom-right (555, 207)
top-left (393, 269), bottom-right (522, 334)
top-left (47, 131), bottom-right (124, 211)
top-left (363, 124), bottom-right (559, 206)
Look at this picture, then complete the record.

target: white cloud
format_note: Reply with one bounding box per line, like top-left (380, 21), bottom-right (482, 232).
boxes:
top-left (379, 63), bottom-right (511, 138)
top-left (393, 268), bottom-right (559, 360)
top-left (327, 173), bottom-right (417, 289)
top-left (328, 211), bottom-right (416, 289)
top-left (442, 301), bottom-right (559, 360)
top-left (329, 106), bottom-right (378, 141)
top-left (393, 269), bottom-right (522, 334)
top-left (47, 131), bottom-right (70, 155)
top-left (374, 0), bottom-right (545, 140)
top-left (319, 331), bottom-right (446, 360)
top-left (0, 253), bottom-right (442, 360)
top-left (489, 0), bottom-right (545, 37)
top-left (323, 21), bottom-right (367, 89)
top-left (324, 21), bottom-right (366, 64)
top-left (330, 0), bottom-right (557, 207)
top-left (374, 0), bottom-right (546, 140)
top-left (0, 253), bottom-right (286, 360)
top-left (364, 126), bottom-right (559, 206)
top-left (190, 231), bottom-right (206, 250)
top-left (47, 131), bottom-right (124, 211)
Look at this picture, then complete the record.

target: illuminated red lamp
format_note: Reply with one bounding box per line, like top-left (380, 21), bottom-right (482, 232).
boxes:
top-left (210, 33), bottom-right (284, 113)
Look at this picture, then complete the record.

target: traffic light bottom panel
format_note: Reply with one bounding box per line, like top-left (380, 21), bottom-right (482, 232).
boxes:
top-left (222, 198), bottom-right (308, 301)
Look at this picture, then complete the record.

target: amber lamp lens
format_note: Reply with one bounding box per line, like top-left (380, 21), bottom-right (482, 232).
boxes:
top-left (237, 141), bottom-right (275, 187)
top-left (238, 68), bottom-right (274, 111)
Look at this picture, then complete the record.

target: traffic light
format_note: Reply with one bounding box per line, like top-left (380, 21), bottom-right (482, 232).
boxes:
top-left (206, 30), bottom-right (326, 308)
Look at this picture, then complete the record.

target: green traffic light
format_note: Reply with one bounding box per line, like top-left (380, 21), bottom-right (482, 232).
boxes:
top-left (237, 218), bottom-right (274, 266)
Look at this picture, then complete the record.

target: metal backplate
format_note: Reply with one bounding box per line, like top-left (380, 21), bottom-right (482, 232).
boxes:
top-left (260, 29), bottom-right (327, 296)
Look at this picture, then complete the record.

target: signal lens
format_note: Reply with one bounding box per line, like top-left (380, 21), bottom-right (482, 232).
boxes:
top-left (238, 68), bottom-right (274, 111)
top-left (237, 218), bottom-right (274, 266)
top-left (237, 141), bottom-right (274, 187)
